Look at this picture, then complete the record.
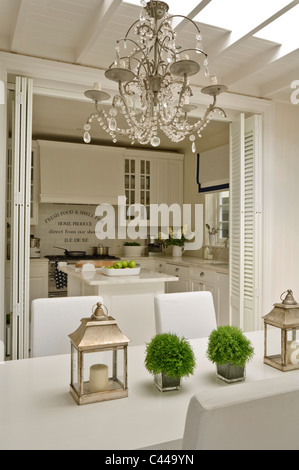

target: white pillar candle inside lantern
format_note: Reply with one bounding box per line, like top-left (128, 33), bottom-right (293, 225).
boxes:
top-left (89, 364), bottom-right (108, 393)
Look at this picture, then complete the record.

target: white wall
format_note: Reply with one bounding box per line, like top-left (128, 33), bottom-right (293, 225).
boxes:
top-left (268, 102), bottom-right (299, 304)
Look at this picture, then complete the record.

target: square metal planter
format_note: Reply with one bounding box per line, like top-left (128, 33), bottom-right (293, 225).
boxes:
top-left (154, 373), bottom-right (182, 392)
top-left (216, 363), bottom-right (245, 383)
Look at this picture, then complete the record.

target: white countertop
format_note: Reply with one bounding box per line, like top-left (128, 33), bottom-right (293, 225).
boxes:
top-left (59, 265), bottom-right (178, 286)
top-left (123, 255), bottom-right (229, 273)
top-left (1, 331), bottom-right (297, 450)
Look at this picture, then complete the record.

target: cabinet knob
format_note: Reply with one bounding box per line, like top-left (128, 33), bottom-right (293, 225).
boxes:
top-left (200, 272), bottom-right (205, 277)
top-left (175, 268), bottom-right (179, 272)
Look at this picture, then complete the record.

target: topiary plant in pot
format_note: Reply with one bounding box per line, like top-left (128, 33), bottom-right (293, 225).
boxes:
top-left (145, 333), bottom-right (196, 392)
top-left (206, 325), bottom-right (254, 383)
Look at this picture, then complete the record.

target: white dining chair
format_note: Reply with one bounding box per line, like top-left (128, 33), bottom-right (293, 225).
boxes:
top-left (154, 291), bottom-right (217, 339)
top-left (182, 375), bottom-right (299, 450)
top-left (31, 296), bottom-right (103, 357)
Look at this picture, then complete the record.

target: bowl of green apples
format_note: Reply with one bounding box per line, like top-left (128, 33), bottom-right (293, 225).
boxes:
top-left (101, 260), bottom-right (140, 276)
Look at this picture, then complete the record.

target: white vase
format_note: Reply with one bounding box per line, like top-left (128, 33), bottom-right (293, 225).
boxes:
top-left (209, 234), bottom-right (216, 246)
top-left (172, 245), bottom-right (184, 257)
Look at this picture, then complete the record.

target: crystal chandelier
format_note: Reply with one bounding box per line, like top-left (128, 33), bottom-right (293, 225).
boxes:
top-left (83, 0), bottom-right (227, 153)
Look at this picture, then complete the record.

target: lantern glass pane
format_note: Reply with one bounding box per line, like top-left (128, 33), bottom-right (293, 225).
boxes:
top-left (266, 325), bottom-right (282, 361)
top-left (71, 345), bottom-right (79, 393)
top-left (286, 329), bottom-right (299, 367)
top-left (114, 348), bottom-right (125, 389)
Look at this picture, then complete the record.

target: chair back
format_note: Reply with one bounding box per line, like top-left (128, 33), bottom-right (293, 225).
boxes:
top-left (154, 291), bottom-right (216, 339)
top-left (31, 296), bottom-right (103, 357)
top-left (182, 375), bottom-right (299, 450)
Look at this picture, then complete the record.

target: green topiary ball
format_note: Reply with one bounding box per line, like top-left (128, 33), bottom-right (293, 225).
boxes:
top-left (145, 333), bottom-right (196, 378)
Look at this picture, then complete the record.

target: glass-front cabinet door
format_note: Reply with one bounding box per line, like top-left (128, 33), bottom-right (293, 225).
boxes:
top-left (124, 158), bottom-right (136, 219)
top-left (140, 159), bottom-right (151, 219)
top-left (124, 157), bottom-right (151, 220)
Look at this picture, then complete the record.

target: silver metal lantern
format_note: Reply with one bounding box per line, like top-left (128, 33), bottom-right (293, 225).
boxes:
top-left (263, 290), bottom-right (299, 372)
top-left (69, 302), bottom-right (130, 405)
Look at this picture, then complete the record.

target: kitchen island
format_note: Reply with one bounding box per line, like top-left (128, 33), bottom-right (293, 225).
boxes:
top-left (59, 265), bottom-right (178, 345)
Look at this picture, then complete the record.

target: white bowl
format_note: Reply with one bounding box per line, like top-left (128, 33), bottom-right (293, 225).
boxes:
top-left (101, 265), bottom-right (141, 276)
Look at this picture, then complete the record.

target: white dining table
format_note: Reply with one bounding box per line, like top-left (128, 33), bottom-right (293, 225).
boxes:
top-left (0, 330), bottom-right (297, 450)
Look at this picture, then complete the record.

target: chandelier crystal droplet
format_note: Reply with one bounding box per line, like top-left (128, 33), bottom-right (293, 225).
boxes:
top-left (83, 1), bottom-right (228, 152)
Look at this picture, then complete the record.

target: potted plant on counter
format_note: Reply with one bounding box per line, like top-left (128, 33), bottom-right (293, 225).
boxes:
top-left (145, 333), bottom-right (196, 392)
top-left (123, 242), bottom-right (143, 257)
top-left (206, 325), bottom-right (254, 383)
top-left (158, 226), bottom-right (194, 257)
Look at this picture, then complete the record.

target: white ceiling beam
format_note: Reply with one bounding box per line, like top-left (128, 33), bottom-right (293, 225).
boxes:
top-left (174, 0), bottom-right (213, 31)
top-left (208, 0), bottom-right (298, 63)
top-left (10, 0), bottom-right (32, 52)
top-left (75, 0), bottom-right (122, 64)
top-left (222, 45), bottom-right (281, 86)
top-left (260, 66), bottom-right (299, 97)
top-left (221, 44), bottom-right (298, 88)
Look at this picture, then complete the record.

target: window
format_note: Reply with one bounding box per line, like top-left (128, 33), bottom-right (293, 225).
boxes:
top-left (218, 191), bottom-right (229, 241)
top-left (205, 190), bottom-right (229, 245)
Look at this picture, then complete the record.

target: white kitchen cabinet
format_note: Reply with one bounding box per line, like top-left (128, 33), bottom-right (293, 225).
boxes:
top-left (124, 154), bottom-right (152, 220)
top-left (7, 140), bottom-right (39, 225)
top-left (190, 267), bottom-right (229, 327)
top-left (165, 263), bottom-right (189, 293)
top-left (29, 259), bottom-right (49, 306)
top-left (189, 267), bottom-right (216, 299)
top-left (154, 259), bottom-right (166, 273)
top-left (123, 149), bottom-right (184, 215)
top-left (39, 140), bottom-right (124, 205)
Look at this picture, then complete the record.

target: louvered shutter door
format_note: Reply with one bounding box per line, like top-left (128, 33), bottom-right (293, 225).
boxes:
top-left (230, 114), bottom-right (262, 330)
top-left (230, 114), bottom-right (245, 328)
top-left (11, 77), bottom-right (33, 359)
top-left (244, 115), bottom-right (263, 330)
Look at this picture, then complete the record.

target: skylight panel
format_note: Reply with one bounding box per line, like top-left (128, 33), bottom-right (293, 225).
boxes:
top-left (254, 4), bottom-right (299, 48)
top-left (193, 0), bottom-right (293, 32)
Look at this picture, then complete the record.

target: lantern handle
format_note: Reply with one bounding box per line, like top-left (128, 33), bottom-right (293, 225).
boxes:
top-left (280, 289), bottom-right (297, 305)
top-left (92, 302), bottom-right (109, 317)
top-left (280, 290), bottom-right (289, 301)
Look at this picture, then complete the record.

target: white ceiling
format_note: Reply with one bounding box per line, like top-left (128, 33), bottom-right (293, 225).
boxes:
top-left (2, 0), bottom-right (298, 101)
top-left (2, 0), bottom-right (299, 150)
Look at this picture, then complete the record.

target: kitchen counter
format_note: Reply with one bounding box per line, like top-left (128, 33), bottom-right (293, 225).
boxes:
top-left (59, 265), bottom-right (178, 346)
top-left (59, 265), bottom-right (178, 286)
top-left (121, 255), bottom-right (229, 274)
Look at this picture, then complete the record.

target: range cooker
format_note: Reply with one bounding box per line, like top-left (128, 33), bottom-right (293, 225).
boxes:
top-left (45, 254), bottom-right (120, 298)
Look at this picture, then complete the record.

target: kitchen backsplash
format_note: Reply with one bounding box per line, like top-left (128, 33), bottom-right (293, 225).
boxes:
top-left (33, 204), bottom-right (228, 260)
top-left (33, 204), bottom-right (146, 257)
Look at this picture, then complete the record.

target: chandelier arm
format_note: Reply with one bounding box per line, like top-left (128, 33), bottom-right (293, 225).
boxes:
top-left (159, 73), bottom-right (189, 126)
top-left (107, 37), bottom-right (148, 70)
top-left (116, 81), bottom-right (154, 135)
top-left (158, 14), bottom-right (202, 36)
top-left (123, 18), bottom-right (148, 39)
top-left (178, 47), bottom-right (208, 59)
